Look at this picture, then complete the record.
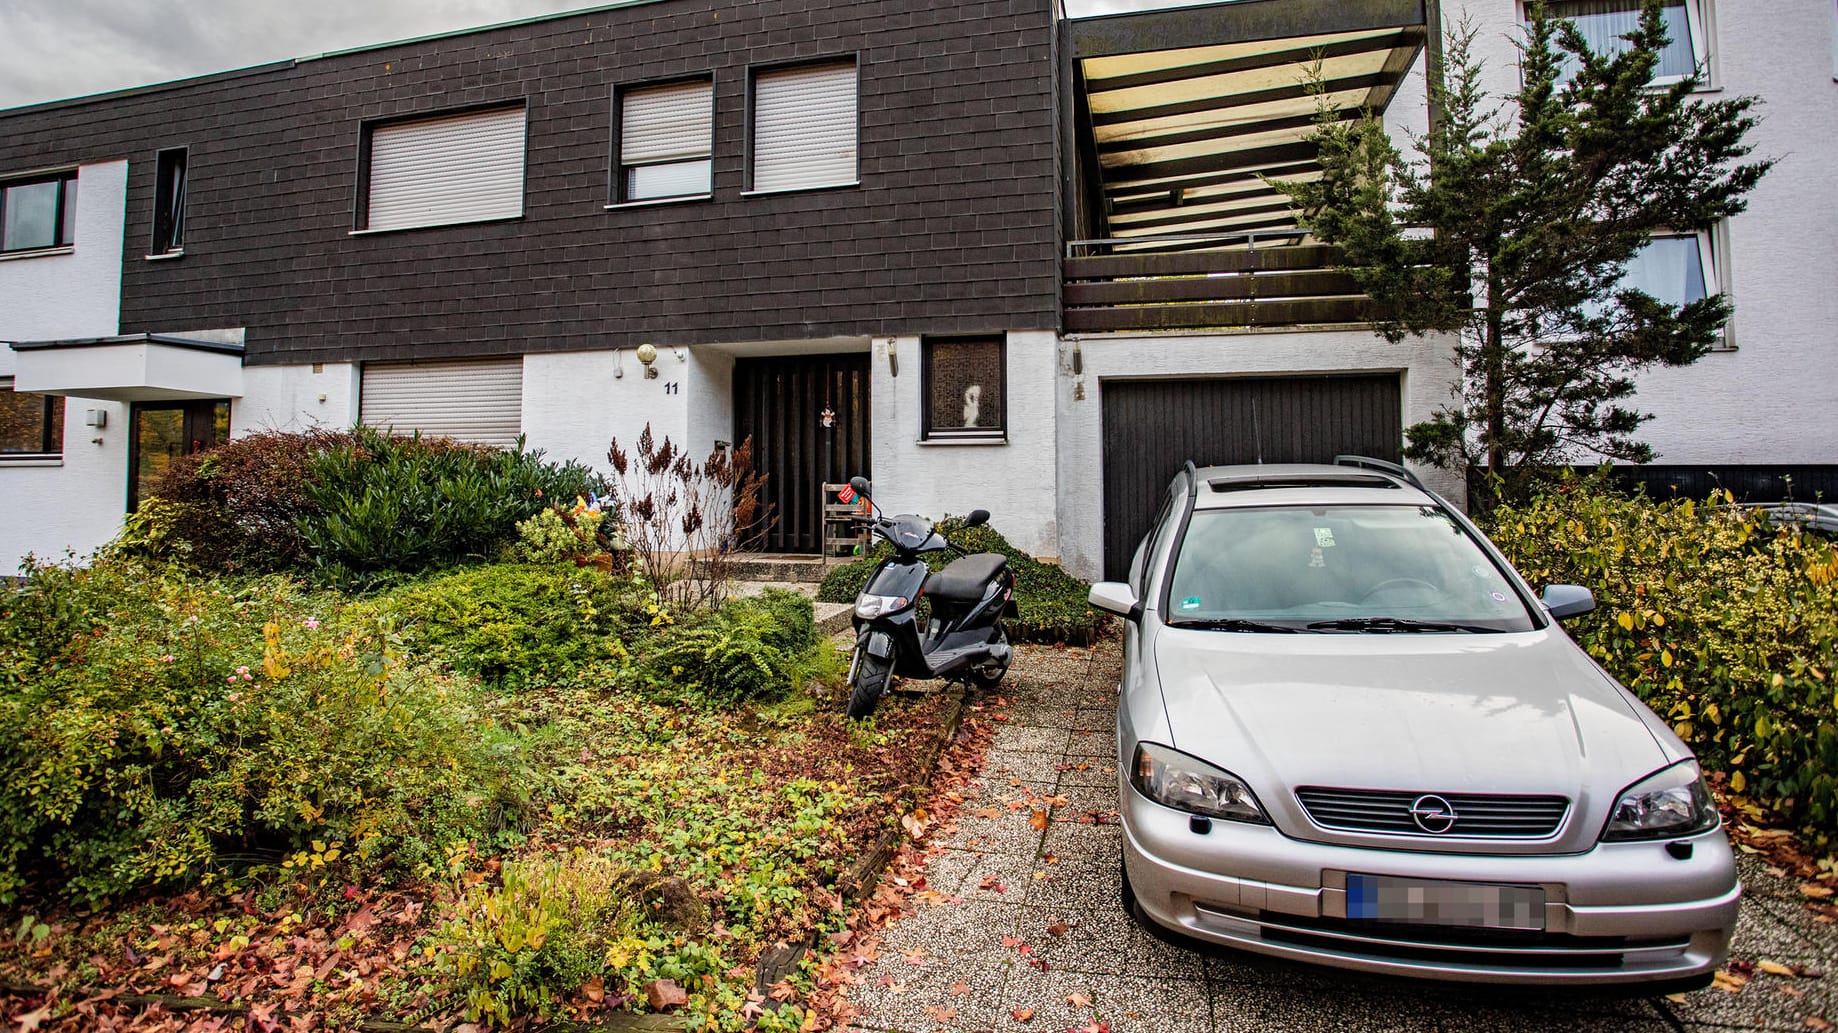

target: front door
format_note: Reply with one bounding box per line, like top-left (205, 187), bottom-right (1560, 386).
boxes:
top-left (129, 399), bottom-right (230, 511)
top-left (733, 354), bottom-right (871, 553)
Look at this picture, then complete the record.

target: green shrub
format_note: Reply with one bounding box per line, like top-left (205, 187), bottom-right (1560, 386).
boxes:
top-left (817, 519), bottom-right (1104, 645)
top-left (300, 427), bottom-right (599, 585)
top-left (643, 590), bottom-right (822, 706)
top-left (1483, 473), bottom-right (1838, 848)
top-left (0, 559), bottom-right (524, 905)
top-left (510, 502), bottom-right (608, 565)
top-left (431, 850), bottom-right (630, 1027)
top-left (370, 564), bottom-right (640, 691)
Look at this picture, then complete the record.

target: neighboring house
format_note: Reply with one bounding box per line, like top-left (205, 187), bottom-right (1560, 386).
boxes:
top-left (0, 0), bottom-right (1831, 582)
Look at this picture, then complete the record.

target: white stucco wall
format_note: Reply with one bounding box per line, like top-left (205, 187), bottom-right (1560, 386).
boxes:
top-left (1452, 1), bottom-right (1838, 466)
top-left (1054, 328), bottom-right (1461, 582)
top-left (868, 330), bottom-right (1060, 560)
top-left (521, 349), bottom-right (697, 480)
top-left (0, 160), bottom-right (130, 570)
top-left (235, 363), bottom-right (359, 437)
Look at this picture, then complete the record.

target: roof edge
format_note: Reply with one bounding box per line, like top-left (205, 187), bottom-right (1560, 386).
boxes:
top-left (8, 333), bottom-right (246, 357)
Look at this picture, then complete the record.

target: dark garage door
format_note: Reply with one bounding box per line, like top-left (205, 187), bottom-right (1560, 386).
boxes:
top-left (1100, 374), bottom-right (1402, 581)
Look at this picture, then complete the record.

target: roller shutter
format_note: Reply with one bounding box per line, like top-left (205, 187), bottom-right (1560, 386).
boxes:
top-left (621, 80), bottom-right (713, 200)
top-left (360, 358), bottom-right (523, 449)
top-left (751, 62), bottom-right (858, 193)
top-left (365, 106), bottom-right (527, 232)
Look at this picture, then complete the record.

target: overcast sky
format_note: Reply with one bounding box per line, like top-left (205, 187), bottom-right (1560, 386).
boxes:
top-left (0, 0), bottom-right (1218, 110)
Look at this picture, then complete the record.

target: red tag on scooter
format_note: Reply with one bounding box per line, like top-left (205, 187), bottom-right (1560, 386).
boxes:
top-left (838, 484), bottom-right (856, 504)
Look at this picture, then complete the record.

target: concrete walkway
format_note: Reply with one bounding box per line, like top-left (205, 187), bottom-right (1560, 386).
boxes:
top-left (846, 641), bottom-right (1836, 1033)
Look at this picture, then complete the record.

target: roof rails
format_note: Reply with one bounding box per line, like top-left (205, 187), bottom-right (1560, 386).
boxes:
top-left (1333, 454), bottom-right (1425, 491)
top-left (1183, 460), bottom-right (1200, 501)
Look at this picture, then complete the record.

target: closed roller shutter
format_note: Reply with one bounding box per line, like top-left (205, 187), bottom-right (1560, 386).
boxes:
top-left (751, 62), bottom-right (858, 193)
top-left (621, 80), bottom-right (713, 199)
top-left (360, 358), bottom-right (523, 449)
top-left (365, 106), bottom-right (526, 232)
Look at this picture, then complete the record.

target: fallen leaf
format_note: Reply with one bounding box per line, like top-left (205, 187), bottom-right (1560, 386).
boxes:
top-left (1011, 1008), bottom-right (1035, 1022)
top-left (1000, 935), bottom-right (1026, 948)
top-left (582, 975), bottom-right (605, 1003)
top-left (1047, 922), bottom-right (1071, 938)
top-left (1806, 1017), bottom-right (1831, 1031)
top-left (1713, 969), bottom-right (1750, 993)
top-left (1043, 852), bottom-right (1059, 865)
top-left (1029, 810), bottom-right (1050, 831)
top-left (949, 980), bottom-right (971, 996)
top-left (900, 947), bottom-right (929, 966)
top-left (1803, 884), bottom-right (1836, 900)
top-left (646, 978), bottom-right (689, 1011)
top-left (1066, 992), bottom-right (1093, 1009)
top-left (924, 1005), bottom-right (958, 1023)
top-left (1762, 960), bottom-right (1800, 977)
top-left (978, 875), bottom-right (1007, 893)
top-left (11, 1006), bottom-right (50, 1033)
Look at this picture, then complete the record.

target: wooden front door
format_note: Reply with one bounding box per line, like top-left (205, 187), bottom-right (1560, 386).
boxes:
top-left (733, 354), bottom-right (871, 553)
top-left (129, 399), bottom-right (231, 511)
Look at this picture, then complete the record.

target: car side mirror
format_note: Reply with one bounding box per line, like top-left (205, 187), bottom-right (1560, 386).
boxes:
top-left (848, 476), bottom-right (870, 499)
top-left (1541, 584), bottom-right (1596, 621)
top-left (1089, 581), bottom-right (1141, 622)
top-left (964, 509), bottom-right (990, 528)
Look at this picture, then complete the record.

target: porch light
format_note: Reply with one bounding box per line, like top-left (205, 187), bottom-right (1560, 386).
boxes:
top-left (636, 342), bottom-right (659, 379)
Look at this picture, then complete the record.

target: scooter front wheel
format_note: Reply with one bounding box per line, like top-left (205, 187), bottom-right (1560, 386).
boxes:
top-left (847, 651), bottom-right (894, 719)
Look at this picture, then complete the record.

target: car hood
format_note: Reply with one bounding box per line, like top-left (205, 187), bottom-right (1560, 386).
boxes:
top-left (1152, 626), bottom-right (1671, 853)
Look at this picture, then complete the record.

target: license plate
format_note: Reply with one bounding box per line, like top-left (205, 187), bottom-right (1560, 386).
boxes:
top-left (1345, 874), bottom-right (1546, 931)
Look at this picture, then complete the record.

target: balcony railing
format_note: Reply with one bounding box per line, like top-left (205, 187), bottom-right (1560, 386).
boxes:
top-left (1062, 233), bottom-right (1378, 334)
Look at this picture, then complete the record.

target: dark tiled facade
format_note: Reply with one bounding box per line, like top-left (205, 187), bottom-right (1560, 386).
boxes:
top-left (0, 0), bottom-right (1060, 366)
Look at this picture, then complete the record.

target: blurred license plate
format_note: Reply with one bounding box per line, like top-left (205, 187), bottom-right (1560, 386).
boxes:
top-left (1346, 875), bottom-right (1546, 930)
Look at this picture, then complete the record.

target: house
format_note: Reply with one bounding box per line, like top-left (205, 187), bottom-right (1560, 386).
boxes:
top-left (1, 0), bottom-right (1832, 583)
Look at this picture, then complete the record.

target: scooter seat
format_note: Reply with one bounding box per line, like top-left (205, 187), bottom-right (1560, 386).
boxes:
top-left (925, 553), bottom-right (1008, 603)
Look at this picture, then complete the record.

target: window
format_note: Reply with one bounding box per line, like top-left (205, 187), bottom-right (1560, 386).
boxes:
top-left (1582, 229), bottom-right (1723, 339)
top-left (0, 379), bottom-right (64, 457)
top-left (129, 400), bottom-right (228, 511)
top-left (921, 336), bottom-right (1005, 441)
top-left (617, 79), bottom-right (713, 203)
top-left (1543, 0), bottom-right (1708, 84)
top-left (750, 60), bottom-right (858, 194)
top-left (151, 148), bottom-right (187, 255)
top-left (1, 170), bottom-right (77, 253)
top-left (360, 357), bottom-right (523, 449)
top-left (359, 105), bottom-right (527, 233)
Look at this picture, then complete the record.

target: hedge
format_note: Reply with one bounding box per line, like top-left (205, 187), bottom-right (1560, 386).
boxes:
top-left (1483, 474), bottom-right (1838, 849)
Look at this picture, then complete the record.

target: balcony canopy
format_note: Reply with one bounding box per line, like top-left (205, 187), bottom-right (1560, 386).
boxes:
top-left (1068, 0), bottom-right (1427, 247)
top-left (8, 333), bottom-right (244, 401)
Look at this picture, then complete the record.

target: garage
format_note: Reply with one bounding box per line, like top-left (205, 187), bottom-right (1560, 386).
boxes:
top-left (1100, 373), bottom-right (1402, 580)
top-left (360, 357), bottom-right (524, 449)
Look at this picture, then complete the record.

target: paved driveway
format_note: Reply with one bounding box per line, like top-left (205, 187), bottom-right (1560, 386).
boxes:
top-left (846, 642), bottom-right (1835, 1033)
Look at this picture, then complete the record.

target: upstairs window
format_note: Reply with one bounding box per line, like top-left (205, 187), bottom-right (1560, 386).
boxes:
top-left (0, 378), bottom-right (64, 458)
top-left (750, 60), bottom-right (859, 194)
top-left (1, 170), bottom-right (77, 254)
top-left (359, 105), bottom-right (527, 233)
top-left (921, 335), bottom-right (1007, 442)
top-left (1543, 0), bottom-right (1709, 85)
top-left (617, 79), bottom-right (713, 203)
top-left (1620, 231), bottom-right (1716, 309)
top-left (152, 147), bottom-right (187, 255)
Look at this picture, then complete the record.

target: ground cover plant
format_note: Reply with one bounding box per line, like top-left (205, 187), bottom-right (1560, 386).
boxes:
top-left (1483, 474), bottom-right (1838, 851)
top-left (0, 546), bottom-right (952, 1030)
top-left (817, 518), bottom-right (1104, 646)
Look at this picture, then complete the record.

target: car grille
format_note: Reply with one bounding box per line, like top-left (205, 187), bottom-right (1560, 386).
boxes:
top-left (1295, 787), bottom-right (1570, 838)
top-left (1230, 909), bottom-right (1690, 970)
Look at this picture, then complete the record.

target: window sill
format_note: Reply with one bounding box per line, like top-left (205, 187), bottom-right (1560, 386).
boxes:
top-left (349, 214), bottom-right (523, 236)
top-left (0, 456), bottom-right (64, 467)
top-left (0, 245), bottom-right (74, 262)
top-left (145, 249), bottom-right (185, 261)
top-left (605, 194), bottom-right (713, 211)
top-left (917, 436), bottom-right (1008, 446)
top-left (741, 181), bottom-right (861, 199)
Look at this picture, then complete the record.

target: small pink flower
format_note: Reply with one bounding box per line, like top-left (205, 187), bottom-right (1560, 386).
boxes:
top-left (227, 692), bottom-right (241, 702)
top-left (303, 617), bottom-right (321, 631)
top-left (242, 673), bottom-right (254, 681)
top-left (235, 666), bottom-right (250, 675)
top-left (227, 676), bottom-right (238, 684)
top-left (159, 655), bottom-right (175, 663)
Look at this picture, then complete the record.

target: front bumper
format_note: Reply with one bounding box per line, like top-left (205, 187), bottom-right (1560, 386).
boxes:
top-left (1123, 786), bottom-right (1740, 985)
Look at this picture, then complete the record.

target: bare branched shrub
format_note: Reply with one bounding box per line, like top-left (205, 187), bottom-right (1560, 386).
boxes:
top-left (605, 426), bottom-right (773, 611)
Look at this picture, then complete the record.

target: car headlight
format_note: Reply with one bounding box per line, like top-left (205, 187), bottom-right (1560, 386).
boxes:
top-left (855, 594), bottom-right (910, 619)
top-left (1601, 760), bottom-right (1719, 841)
top-left (1130, 742), bottom-right (1268, 824)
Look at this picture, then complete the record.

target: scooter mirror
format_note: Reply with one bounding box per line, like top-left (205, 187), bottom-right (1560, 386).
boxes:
top-left (965, 509), bottom-right (991, 527)
top-left (849, 476), bottom-right (871, 498)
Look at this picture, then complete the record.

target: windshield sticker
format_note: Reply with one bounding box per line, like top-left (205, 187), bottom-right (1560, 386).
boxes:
top-left (1309, 547), bottom-right (1326, 569)
top-left (1314, 527), bottom-right (1336, 547)
top-left (1180, 596), bottom-right (1202, 610)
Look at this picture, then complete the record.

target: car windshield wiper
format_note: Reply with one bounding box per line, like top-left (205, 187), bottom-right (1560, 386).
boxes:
top-left (1305, 616), bottom-right (1495, 633)
top-left (1168, 617), bottom-right (1301, 633)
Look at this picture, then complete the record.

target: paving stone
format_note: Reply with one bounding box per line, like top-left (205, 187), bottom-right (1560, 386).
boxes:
top-left (997, 968), bottom-right (1212, 1033)
top-left (1209, 980), bottom-right (1441, 1033)
top-left (979, 746), bottom-right (1067, 786)
top-left (851, 899), bottom-right (1024, 1033)
top-left (1051, 756), bottom-right (1117, 789)
top-left (1025, 822), bottom-right (1124, 913)
top-left (1065, 728), bottom-right (1117, 760)
top-left (1070, 706), bottom-right (1114, 734)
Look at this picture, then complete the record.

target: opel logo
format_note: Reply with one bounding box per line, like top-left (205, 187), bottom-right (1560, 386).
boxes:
top-left (1410, 794), bottom-right (1458, 834)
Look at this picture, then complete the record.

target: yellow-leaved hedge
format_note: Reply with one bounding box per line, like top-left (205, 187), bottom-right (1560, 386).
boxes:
top-left (1484, 475), bottom-right (1838, 849)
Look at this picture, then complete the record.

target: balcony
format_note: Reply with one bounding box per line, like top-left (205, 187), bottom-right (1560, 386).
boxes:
top-left (1063, 235), bottom-right (1376, 334)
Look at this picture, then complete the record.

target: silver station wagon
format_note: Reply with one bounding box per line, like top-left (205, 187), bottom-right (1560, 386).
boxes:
top-left (1087, 458), bottom-right (1739, 988)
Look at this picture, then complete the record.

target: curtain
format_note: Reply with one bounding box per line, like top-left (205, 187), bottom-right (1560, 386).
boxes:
top-left (1548, 0), bottom-right (1696, 78)
top-left (1623, 235), bottom-right (1708, 307)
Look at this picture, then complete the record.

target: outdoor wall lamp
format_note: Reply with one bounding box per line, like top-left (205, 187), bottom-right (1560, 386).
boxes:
top-left (886, 338), bottom-right (899, 377)
top-left (636, 342), bottom-right (660, 379)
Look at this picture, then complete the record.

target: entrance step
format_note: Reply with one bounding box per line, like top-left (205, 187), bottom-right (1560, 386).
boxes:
top-left (728, 554), bottom-right (832, 583)
top-left (730, 579), bottom-right (854, 637)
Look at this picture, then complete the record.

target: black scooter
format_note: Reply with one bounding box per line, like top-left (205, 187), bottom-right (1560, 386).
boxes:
top-left (843, 476), bottom-right (1018, 718)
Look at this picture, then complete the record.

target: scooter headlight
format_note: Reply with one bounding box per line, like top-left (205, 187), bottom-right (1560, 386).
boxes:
top-left (855, 594), bottom-right (911, 619)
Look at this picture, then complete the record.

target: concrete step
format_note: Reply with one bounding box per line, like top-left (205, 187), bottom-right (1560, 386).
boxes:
top-left (727, 555), bottom-right (833, 583)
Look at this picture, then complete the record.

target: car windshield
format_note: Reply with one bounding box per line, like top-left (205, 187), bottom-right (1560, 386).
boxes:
top-left (1164, 505), bottom-right (1537, 632)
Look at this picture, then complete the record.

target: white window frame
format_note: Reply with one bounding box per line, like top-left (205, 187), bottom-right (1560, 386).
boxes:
top-left (612, 77), bottom-right (715, 207)
top-left (356, 104), bottom-right (528, 234)
top-left (746, 59), bottom-right (860, 196)
top-left (1528, 0), bottom-right (1714, 90)
top-left (1583, 226), bottom-right (1730, 349)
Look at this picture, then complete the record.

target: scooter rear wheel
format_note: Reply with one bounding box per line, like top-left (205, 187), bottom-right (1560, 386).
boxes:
top-left (967, 630), bottom-right (1011, 689)
top-left (847, 652), bottom-right (894, 719)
